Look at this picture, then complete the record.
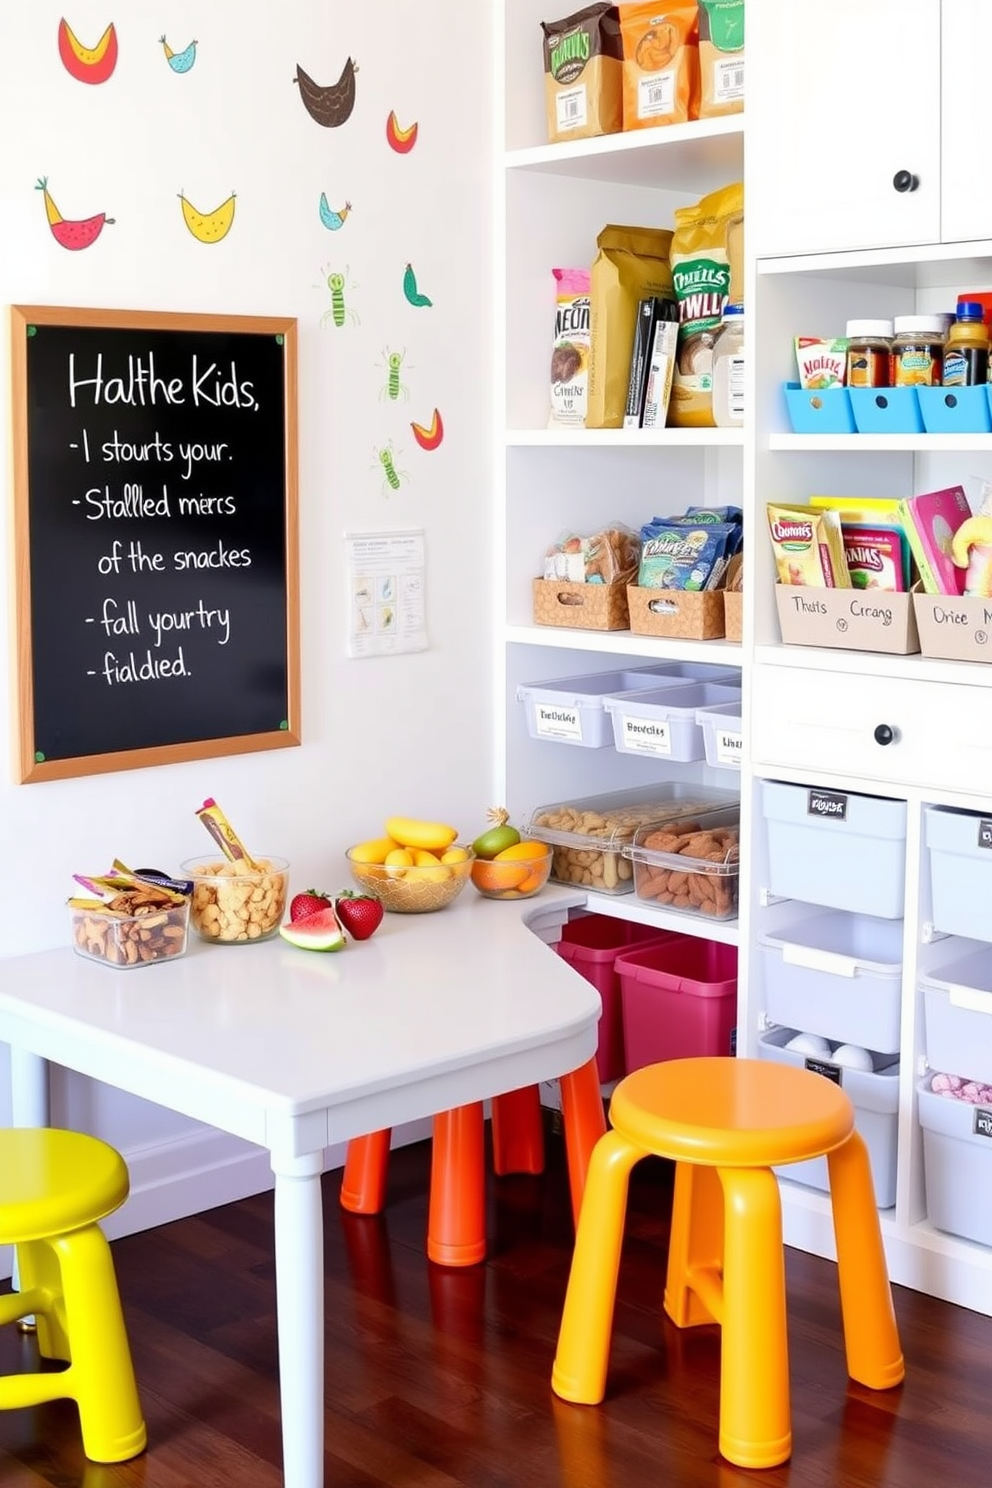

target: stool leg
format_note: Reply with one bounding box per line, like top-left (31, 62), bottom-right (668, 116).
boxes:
top-left (717, 1167), bottom-right (791, 1470)
top-left (558, 1057), bottom-right (607, 1229)
top-left (340, 1130), bottom-right (392, 1214)
top-left (52, 1226), bottom-right (147, 1463)
top-left (12, 1239), bottom-right (70, 1360)
top-left (664, 1162), bottom-right (724, 1328)
top-left (427, 1103), bottom-right (486, 1267)
top-left (552, 1129), bottom-right (641, 1405)
top-left (827, 1132), bottom-right (905, 1390)
top-left (491, 1085), bottom-right (545, 1176)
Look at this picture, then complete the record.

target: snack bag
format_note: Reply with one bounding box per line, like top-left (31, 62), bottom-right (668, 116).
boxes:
top-left (842, 526), bottom-right (905, 592)
top-left (549, 268), bottom-right (591, 428)
top-left (618, 2), bottom-right (700, 130)
top-left (541, 4), bottom-right (624, 143)
top-left (588, 223), bottom-right (674, 427)
top-left (637, 520), bottom-right (737, 589)
top-left (544, 526), bottom-right (640, 584)
top-left (795, 337), bottom-right (848, 390)
top-left (668, 182), bottom-right (744, 427)
top-left (766, 502), bottom-right (851, 588)
top-left (697, 0), bottom-right (745, 118)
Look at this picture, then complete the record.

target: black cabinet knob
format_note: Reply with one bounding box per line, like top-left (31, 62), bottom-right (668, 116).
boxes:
top-left (874, 723), bottom-right (896, 746)
top-left (892, 170), bottom-right (920, 194)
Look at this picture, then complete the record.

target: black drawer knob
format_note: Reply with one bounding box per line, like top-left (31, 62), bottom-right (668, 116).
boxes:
top-left (874, 723), bottom-right (896, 746)
top-left (892, 170), bottom-right (919, 193)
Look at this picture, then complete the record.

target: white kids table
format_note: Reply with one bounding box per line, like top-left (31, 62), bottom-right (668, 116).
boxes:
top-left (0, 888), bottom-right (600, 1488)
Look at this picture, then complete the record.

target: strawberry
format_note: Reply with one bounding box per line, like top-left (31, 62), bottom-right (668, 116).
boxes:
top-left (290, 888), bottom-right (333, 923)
top-left (334, 889), bottom-right (384, 941)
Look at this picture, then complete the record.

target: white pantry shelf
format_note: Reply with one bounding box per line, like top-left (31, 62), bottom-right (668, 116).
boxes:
top-left (509, 427), bottom-right (745, 448)
top-left (506, 625), bottom-right (743, 668)
top-left (769, 432), bottom-right (992, 453)
top-left (504, 115), bottom-right (743, 191)
top-left (755, 641), bottom-right (992, 690)
top-left (577, 888), bottom-right (741, 946)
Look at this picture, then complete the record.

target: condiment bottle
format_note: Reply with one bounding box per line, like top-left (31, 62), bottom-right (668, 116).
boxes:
top-left (943, 301), bottom-right (989, 386)
top-left (891, 315), bottom-right (946, 387)
top-left (711, 303), bottom-right (744, 427)
top-left (845, 319), bottom-right (892, 388)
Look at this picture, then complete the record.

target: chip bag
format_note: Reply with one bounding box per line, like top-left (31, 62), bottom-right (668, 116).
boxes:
top-left (618, 3), bottom-right (700, 130)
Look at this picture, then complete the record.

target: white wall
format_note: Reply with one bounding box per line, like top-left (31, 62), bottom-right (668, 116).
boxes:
top-left (0, 1), bottom-right (493, 1226)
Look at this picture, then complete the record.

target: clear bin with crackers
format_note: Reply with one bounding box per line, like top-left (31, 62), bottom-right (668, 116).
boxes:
top-left (528, 784), bottom-right (739, 896)
top-left (69, 886), bottom-right (190, 969)
top-left (626, 805), bottom-right (742, 919)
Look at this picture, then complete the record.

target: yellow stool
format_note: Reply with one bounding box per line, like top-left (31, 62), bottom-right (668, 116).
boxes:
top-left (552, 1058), bottom-right (904, 1469)
top-left (0, 1128), bottom-right (146, 1463)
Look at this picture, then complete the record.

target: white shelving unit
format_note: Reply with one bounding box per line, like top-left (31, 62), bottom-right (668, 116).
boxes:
top-left (497, 0), bottom-right (992, 1320)
top-left (496, 1), bottom-right (745, 951)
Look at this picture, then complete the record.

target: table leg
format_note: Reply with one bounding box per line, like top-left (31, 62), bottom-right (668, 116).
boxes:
top-left (558, 1057), bottom-right (607, 1229)
top-left (271, 1151), bottom-right (326, 1488)
top-left (9, 1050), bottom-right (50, 1320)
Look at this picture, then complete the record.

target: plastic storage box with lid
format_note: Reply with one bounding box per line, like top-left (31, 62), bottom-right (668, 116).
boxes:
top-left (920, 943), bottom-right (992, 1088)
top-left (603, 681), bottom-right (742, 763)
top-left (697, 700), bottom-right (743, 769)
top-left (759, 780), bottom-right (907, 919)
top-left (616, 936), bottom-right (738, 1072)
top-left (758, 1028), bottom-right (899, 1208)
top-left (554, 915), bottom-right (682, 1082)
top-left (759, 908), bottom-right (904, 1054)
top-left (516, 662), bottom-right (740, 749)
top-left (528, 783), bottom-right (740, 897)
top-left (626, 805), bottom-right (741, 920)
top-left (917, 1073), bottom-right (992, 1246)
top-left (924, 805), bottom-right (992, 941)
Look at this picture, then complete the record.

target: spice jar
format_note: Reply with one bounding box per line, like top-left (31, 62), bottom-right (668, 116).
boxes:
top-left (891, 315), bottom-right (946, 387)
top-left (711, 303), bottom-right (744, 427)
top-left (845, 319), bottom-right (892, 388)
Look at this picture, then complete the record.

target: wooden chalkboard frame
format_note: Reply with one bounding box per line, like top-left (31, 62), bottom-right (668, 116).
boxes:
top-left (10, 305), bottom-right (300, 783)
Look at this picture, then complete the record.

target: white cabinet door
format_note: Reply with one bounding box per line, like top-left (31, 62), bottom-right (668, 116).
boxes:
top-left (747, 0), bottom-right (941, 258)
top-left (941, 0), bottom-right (992, 243)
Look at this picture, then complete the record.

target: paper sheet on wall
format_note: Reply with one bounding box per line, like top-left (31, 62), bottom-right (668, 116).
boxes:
top-left (345, 528), bottom-right (428, 659)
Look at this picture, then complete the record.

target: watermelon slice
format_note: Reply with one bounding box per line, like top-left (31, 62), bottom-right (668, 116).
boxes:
top-left (279, 905), bottom-right (346, 952)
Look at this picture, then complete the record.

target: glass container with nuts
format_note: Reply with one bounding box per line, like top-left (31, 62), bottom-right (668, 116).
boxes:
top-left (181, 856), bottom-right (289, 944)
top-left (69, 885), bottom-right (190, 969)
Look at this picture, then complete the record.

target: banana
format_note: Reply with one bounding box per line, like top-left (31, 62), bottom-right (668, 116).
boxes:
top-left (952, 515), bottom-right (992, 596)
top-left (293, 57), bottom-right (358, 128)
top-left (179, 190), bottom-right (236, 244)
top-left (384, 817), bottom-right (458, 853)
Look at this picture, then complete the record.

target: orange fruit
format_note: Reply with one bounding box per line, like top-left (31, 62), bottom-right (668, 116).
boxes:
top-left (471, 858), bottom-right (529, 893)
top-left (494, 839), bottom-right (550, 863)
top-left (515, 867), bottom-right (548, 894)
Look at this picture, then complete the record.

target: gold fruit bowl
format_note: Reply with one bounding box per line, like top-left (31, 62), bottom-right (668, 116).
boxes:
top-left (345, 846), bottom-right (475, 914)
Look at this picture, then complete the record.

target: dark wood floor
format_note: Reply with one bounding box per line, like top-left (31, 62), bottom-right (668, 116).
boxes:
top-left (2, 1126), bottom-right (991, 1487)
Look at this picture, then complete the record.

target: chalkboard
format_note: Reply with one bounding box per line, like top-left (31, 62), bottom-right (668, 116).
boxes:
top-left (10, 306), bottom-right (300, 783)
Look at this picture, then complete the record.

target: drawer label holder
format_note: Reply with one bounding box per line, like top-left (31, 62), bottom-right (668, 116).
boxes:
top-left (978, 819), bottom-right (992, 850)
top-left (975, 1108), bottom-right (992, 1140)
top-left (804, 1056), bottom-right (842, 1085)
top-left (807, 787), bottom-right (848, 821)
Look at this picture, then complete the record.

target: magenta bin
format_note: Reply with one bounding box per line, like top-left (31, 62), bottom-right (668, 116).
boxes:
top-left (616, 937), bottom-right (739, 1072)
top-left (555, 915), bottom-right (680, 1082)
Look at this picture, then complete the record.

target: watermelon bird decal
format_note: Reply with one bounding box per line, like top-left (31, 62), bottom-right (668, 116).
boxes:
top-left (36, 177), bottom-right (114, 250)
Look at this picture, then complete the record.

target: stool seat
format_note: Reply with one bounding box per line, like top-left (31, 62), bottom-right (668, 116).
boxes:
top-left (0, 1127), bottom-right (146, 1464)
top-left (612, 1059), bottom-right (854, 1168)
top-left (552, 1058), bottom-right (904, 1470)
top-left (0, 1128), bottom-right (130, 1242)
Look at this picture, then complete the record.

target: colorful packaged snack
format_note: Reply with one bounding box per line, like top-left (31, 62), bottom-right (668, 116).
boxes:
top-left (541, 4), bottom-right (624, 143)
top-left (195, 797), bottom-right (260, 869)
top-left (766, 502), bottom-right (851, 587)
top-left (550, 268), bottom-right (591, 428)
top-left (842, 526), bottom-right (906, 592)
top-left (794, 337), bottom-right (849, 390)
top-left (618, 1), bottom-right (700, 130)
top-left (637, 520), bottom-right (737, 590)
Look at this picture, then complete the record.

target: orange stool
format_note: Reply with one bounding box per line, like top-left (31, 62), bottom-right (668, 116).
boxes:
top-left (551, 1058), bottom-right (904, 1469)
top-left (341, 1060), bottom-right (606, 1266)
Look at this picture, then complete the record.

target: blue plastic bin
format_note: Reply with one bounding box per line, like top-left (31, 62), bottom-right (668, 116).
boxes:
top-left (848, 386), bottom-right (924, 434)
top-left (917, 386), bottom-right (992, 434)
top-left (782, 383), bottom-right (855, 434)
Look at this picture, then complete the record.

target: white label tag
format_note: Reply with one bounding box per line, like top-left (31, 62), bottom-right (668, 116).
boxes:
top-left (555, 85), bottom-right (587, 131)
top-left (534, 704), bottom-right (583, 742)
top-left (620, 716), bottom-right (672, 756)
top-left (714, 56), bottom-right (745, 102)
top-left (638, 70), bottom-right (675, 118)
top-left (715, 729), bottom-right (743, 766)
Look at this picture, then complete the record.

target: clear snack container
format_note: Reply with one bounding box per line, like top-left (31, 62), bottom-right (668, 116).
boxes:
top-left (528, 784), bottom-right (739, 896)
top-left (69, 898), bottom-right (190, 968)
top-left (625, 804), bottom-right (742, 919)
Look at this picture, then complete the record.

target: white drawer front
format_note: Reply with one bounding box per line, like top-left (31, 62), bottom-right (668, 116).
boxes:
top-left (752, 666), bottom-right (992, 794)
